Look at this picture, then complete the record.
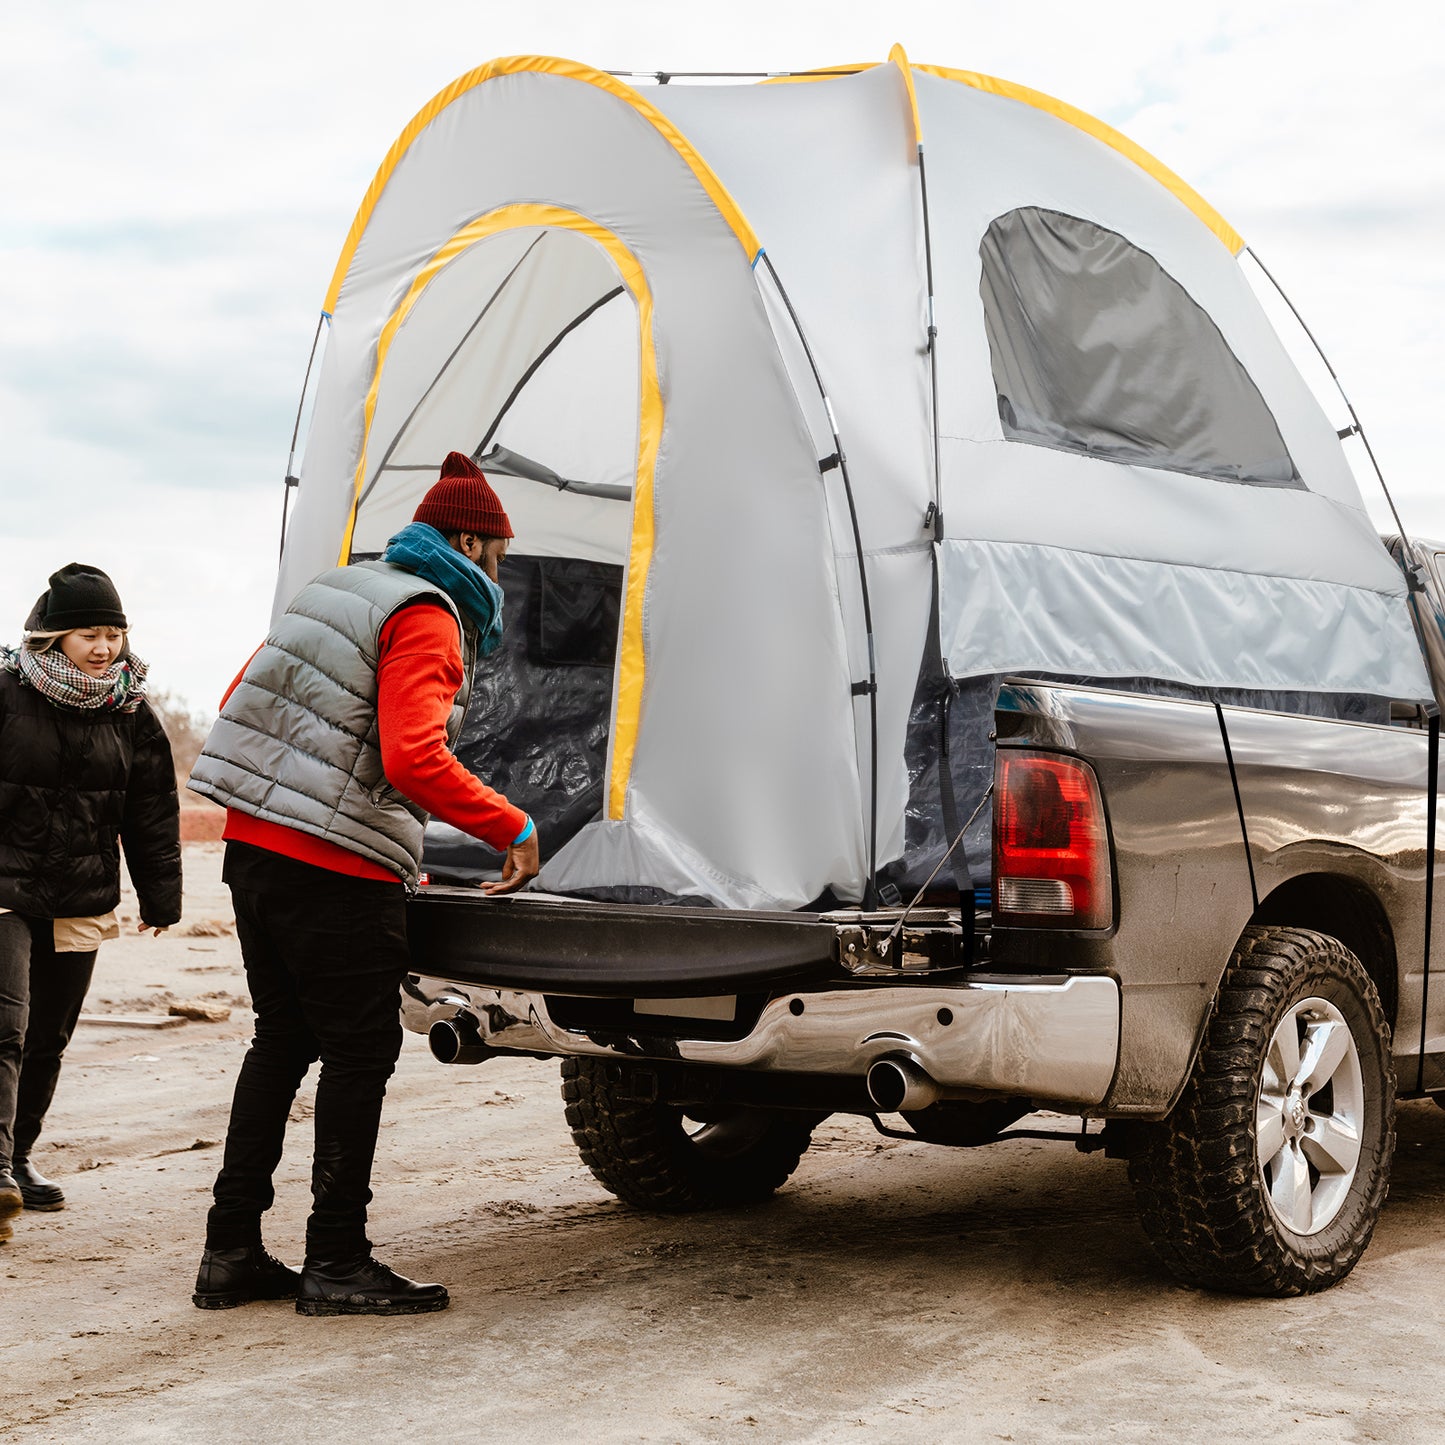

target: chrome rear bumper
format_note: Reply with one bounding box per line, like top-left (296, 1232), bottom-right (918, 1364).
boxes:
top-left (402, 972), bottom-right (1121, 1108)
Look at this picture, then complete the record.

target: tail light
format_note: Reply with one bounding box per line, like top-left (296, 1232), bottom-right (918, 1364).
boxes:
top-left (993, 750), bottom-right (1113, 929)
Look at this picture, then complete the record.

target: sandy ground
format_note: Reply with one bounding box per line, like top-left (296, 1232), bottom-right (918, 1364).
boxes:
top-left (5, 843), bottom-right (1445, 1443)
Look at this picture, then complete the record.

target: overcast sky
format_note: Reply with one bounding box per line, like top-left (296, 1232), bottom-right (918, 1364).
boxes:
top-left (2, 0), bottom-right (1442, 709)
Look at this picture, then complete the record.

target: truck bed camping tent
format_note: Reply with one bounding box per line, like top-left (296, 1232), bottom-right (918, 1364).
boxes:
top-left (274, 50), bottom-right (1430, 911)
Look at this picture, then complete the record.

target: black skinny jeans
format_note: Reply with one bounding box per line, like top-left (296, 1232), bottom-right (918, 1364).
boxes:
top-left (0, 913), bottom-right (98, 1171)
top-left (207, 843), bottom-right (412, 1262)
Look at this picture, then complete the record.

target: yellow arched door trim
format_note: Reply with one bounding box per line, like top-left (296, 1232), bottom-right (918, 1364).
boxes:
top-left (337, 203), bottom-right (660, 822)
top-left (323, 55), bottom-right (761, 314)
top-left (914, 63), bottom-right (1243, 255)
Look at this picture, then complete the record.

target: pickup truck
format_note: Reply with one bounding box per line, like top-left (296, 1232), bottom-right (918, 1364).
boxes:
top-left (400, 533), bottom-right (1445, 1298)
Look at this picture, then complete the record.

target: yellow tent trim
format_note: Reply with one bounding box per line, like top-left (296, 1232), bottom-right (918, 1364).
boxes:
top-left (336, 204), bottom-right (661, 822)
top-left (322, 54), bottom-right (761, 314)
top-left (915, 64), bottom-right (1243, 255)
top-left (887, 44), bottom-right (922, 148)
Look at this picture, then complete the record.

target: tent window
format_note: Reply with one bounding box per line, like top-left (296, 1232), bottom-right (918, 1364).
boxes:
top-left (979, 207), bottom-right (1303, 489)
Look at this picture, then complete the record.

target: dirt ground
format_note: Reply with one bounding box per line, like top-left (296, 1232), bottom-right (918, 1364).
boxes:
top-left (5, 843), bottom-right (1445, 1443)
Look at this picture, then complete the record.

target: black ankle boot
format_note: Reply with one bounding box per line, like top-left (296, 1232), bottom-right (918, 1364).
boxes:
top-left (13, 1159), bottom-right (64, 1211)
top-left (193, 1244), bottom-right (302, 1309)
top-left (296, 1256), bottom-right (449, 1316)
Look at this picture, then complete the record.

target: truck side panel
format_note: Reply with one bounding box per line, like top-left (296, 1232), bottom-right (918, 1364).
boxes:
top-left (993, 683), bottom-right (1256, 1114)
top-left (1220, 706), bottom-right (1432, 1081)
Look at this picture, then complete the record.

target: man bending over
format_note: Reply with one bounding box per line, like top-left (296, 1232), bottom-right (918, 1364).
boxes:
top-left (188, 452), bottom-right (538, 1316)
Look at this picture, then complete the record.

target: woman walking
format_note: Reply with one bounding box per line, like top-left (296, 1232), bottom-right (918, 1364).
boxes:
top-left (0, 564), bottom-right (181, 1243)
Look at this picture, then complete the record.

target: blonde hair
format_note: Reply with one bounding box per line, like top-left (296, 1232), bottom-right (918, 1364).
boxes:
top-left (24, 626), bottom-right (129, 656)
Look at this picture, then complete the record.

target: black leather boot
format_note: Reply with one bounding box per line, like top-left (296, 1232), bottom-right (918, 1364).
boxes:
top-left (0, 1171), bottom-right (21, 1244)
top-left (13, 1159), bottom-right (64, 1211)
top-left (296, 1256), bottom-right (449, 1316)
top-left (192, 1244), bottom-right (302, 1309)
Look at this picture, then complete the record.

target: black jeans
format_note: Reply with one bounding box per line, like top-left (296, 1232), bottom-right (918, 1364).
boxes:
top-left (0, 913), bottom-right (98, 1171)
top-left (207, 843), bottom-right (411, 1261)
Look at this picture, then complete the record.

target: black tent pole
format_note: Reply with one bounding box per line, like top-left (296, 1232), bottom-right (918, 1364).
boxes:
top-left (1244, 246), bottom-right (1415, 562)
top-left (279, 310), bottom-right (327, 562)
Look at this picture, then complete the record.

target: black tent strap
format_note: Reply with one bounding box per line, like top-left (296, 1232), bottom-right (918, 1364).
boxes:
top-left (881, 782), bottom-right (990, 957)
top-left (936, 683), bottom-right (980, 907)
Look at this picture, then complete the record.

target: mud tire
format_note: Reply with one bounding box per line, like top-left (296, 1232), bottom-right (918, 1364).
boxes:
top-left (1128, 926), bottom-right (1394, 1296)
top-left (560, 1058), bottom-right (818, 1211)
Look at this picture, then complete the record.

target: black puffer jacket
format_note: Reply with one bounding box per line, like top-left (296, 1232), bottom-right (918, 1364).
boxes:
top-left (0, 670), bottom-right (182, 925)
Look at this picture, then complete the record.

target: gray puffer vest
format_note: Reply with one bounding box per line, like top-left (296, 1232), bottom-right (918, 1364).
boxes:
top-left (188, 561), bottom-right (476, 883)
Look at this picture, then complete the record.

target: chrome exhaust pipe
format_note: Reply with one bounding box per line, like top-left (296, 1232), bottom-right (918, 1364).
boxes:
top-left (428, 1014), bottom-right (493, 1065)
top-left (866, 1055), bottom-right (942, 1113)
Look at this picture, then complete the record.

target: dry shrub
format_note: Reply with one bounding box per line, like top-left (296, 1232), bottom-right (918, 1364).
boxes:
top-left (148, 689), bottom-right (211, 783)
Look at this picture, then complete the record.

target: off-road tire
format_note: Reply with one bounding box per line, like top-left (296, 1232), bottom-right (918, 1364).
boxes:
top-left (1128, 926), bottom-right (1394, 1296)
top-left (561, 1058), bottom-right (819, 1211)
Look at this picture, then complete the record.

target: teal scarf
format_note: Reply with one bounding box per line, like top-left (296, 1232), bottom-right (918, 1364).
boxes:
top-left (383, 522), bottom-right (505, 657)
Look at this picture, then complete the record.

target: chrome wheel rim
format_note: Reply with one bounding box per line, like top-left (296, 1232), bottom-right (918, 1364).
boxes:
top-left (1257, 996), bottom-right (1364, 1236)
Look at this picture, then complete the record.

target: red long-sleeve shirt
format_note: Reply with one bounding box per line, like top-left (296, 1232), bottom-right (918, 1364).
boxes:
top-left (221, 602), bottom-right (527, 880)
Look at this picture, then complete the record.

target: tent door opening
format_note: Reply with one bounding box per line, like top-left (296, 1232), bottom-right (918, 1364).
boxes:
top-left (341, 223), bottom-right (643, 879)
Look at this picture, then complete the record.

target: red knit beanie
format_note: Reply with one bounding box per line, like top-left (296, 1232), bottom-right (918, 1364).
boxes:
top-left (413, 452), bottom-right (514, 539)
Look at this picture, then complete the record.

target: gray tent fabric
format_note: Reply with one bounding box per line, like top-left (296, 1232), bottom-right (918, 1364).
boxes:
top-left (274, 53), bottom-right (1431, 911)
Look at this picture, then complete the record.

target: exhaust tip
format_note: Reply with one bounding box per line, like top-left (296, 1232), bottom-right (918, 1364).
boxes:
top-left (429, 1015), bottom-right (490, 1065)
top-left (866, 1056), bottom-right (940, 1113)
top-left (867, 1058), bottom-right (911, 1112)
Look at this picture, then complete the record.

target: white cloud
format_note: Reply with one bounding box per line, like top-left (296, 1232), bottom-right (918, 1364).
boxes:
top-left (2, 0), bottom-right (1442, 705)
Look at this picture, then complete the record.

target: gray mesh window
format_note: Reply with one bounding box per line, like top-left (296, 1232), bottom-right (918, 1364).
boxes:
top-left (979, 207), bottom-right (1302, 489)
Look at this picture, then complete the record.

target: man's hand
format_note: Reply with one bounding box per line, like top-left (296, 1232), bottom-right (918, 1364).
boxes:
top-left (137, 923), bottom-right (169, 937)
top-left (482, 831), bottom-right (541, 896)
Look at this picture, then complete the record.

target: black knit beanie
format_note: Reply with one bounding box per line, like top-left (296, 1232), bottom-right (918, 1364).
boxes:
top-left (28, 564), bottom-right (128, 631)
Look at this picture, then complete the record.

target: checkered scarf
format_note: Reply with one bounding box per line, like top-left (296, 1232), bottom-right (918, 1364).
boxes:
top-left (0, 642), bottom-right (148, 713)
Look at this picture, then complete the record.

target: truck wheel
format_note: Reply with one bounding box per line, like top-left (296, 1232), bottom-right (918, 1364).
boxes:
top-left (560, 1058), bottom-right (819, 1211)
top-left (1128, 925), bottom-right (1394, 1296)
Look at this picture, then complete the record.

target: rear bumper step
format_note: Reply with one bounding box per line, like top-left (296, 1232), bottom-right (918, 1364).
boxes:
top-left (401, 971), bottom-right (1121, 1108)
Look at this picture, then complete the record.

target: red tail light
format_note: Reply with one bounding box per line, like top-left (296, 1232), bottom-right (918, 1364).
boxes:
top-left (993, 751), bottom-right (1113, 929)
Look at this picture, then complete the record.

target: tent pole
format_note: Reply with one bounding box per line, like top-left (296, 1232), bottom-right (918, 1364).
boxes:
top-left (279, 310), bottom-right (328, 562)
top-left (476, 285), bottom-right (626, 456)
top-left (358, 236), bottom-right (547, 520)
top-left (760, 252), bottom-right (881, 908)
top-left (913, 107), bottom-right (976, 932)
top-left (1243, 246), bottom-right (1416, 562)
top-left (917, 142), bottom-right (943, 537)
